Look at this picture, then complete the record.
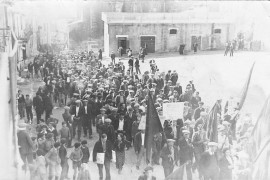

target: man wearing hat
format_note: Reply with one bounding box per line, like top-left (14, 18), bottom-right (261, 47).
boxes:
top-left (105, 90), bottom-right (116, 105)
top-left (82, 99), bottom-right (92, 139)
top-left (170, 70), bottom-right (178, 86)
top-left (43, 92), bottom-right (54, 122)
top-left (33, 92), bottom-right (44, 125)
top-left (115, 90), bottom-right (126, 108)
top-left (194, 111), bottom-right (208, 132)
top-left (124, 106), bottom-right (137, 144)
top-left (62, 106), bottom-right (73, 147)
top-left (88, 94), bottom-right (97, 127)
top-left (96, 107), bottom-right (108, 134)
top-left (138, 166), bottom-right (157, 180)
top-left (70, 99), bottom-right (84, 141)
top-left (193, 101), bottom-right (205, 121)
top-left (165, 70), bottom-right (171, 83)
top-left (192, 123), bottom-right (208, 179)
top-left (178, 129), bottom-right (194, 180)
top-left (180, 120), bottom-right (193, 139)
top-left (163, 81), bottom-right (171, 98)
top-left (100, 118), bottom-right (116, 143)
top-left (108, 108), bottom-right (119, 130)
top-left (173, 82), bottom-right (182, 96)
top-left (160, 139), bottom-right (178, 177)
top-left (17, 123), bottom-right (34, 170)
top-left (199, 142), bottom-right (219, 180)
top-left (127, 89), bottom-right (135, 104)
top-left (93, 133), bottom-right (113, 180)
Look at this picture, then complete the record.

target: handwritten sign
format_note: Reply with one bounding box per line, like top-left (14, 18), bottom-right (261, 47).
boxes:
top-left (163, 102), bottom-right (184, 120)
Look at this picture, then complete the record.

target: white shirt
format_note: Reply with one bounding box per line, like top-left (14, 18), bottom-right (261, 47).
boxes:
top-left (102, 116), bottom-right (105, 123)
top-left (118, 119), bottom-right (124, 131)
top-left (76, 106), bottom-right (79, 116)
top-left (84, 106), bottom-right (87, 114)
top-left (141, 133), bottom-right (145, 146)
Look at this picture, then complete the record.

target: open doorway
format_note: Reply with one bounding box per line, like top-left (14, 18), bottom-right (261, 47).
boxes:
top-left (118, 37), bottom-right (128, 54)
top-left (191, 36), bottom-right (202, 50)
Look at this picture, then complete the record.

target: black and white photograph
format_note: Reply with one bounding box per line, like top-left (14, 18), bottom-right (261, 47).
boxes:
top-left (0, 0), bottom-right (270, 179)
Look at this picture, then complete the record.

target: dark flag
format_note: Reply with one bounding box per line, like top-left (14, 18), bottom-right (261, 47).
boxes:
top-left (207, 101), bottom-right (221, 143)
top-left (251, 96), bottom-right (270, 180)
top-left (145, 91), bottom-right (163, 164)
top-left (238, 62), bottom-right (255, 110)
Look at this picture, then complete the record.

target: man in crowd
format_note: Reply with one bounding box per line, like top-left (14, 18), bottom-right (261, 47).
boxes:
top-left (70, 100), bottom-right (84, 141)
top-left (93, 134), bottom-right (113, 180)
top-left (25, 94), bottom-right (33, 124)
top-left (160, 139), bottom-right (178, 178)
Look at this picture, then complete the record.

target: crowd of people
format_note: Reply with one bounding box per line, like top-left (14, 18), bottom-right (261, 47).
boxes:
top-left (17, 50), bottom-right (254, 180)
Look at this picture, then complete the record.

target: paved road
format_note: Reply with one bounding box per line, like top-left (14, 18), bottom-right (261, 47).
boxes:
top-left (17, 51), bottom-right (270, 179)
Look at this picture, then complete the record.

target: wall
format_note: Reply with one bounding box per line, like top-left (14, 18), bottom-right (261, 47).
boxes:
top-left (107, 23), bottom-right (231, 54)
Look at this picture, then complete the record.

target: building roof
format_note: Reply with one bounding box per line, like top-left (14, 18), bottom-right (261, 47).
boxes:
top-left (102, 12), bottom-right (234, 24)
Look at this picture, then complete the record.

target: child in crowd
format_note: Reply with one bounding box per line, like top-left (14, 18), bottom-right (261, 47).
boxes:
top-left (35, 149), bottom-right (47, 180)
top-left (70, 142), bottom-right (83, 180)
top-left (58, 121), bottom-right (71, 143)
top-left (77, 163), bottom-right (91, 180)
top-left (81, 140), bottom-right (90, 164)
top-left (44, 133), bottom-right (55, 155)
top-left (31, 137), bottom-right (38, 160)
top-left (45, 142), bottom-right (61, 180)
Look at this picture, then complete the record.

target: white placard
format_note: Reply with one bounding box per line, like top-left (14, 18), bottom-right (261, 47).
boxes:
top-left (163, 102), bottom-right (184, 120)
top-left (96, 153), bottom-right (105, 164)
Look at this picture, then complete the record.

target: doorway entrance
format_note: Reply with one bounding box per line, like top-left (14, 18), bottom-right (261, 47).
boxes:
top-left (118, 37), bottom-right (128, 54)
top-left (141, 36), bottom-right (155, 53)
top-left (191, 36), bottom-right (202, 50)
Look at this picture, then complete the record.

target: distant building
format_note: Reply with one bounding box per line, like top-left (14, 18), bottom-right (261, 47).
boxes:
top-left (102, 11), bottom-right (235, 56)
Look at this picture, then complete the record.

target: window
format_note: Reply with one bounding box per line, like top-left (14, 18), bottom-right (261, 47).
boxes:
top-left (169, 29), bottom-right (177, 34)
top-left (214, 29), bottom-right (221, 33)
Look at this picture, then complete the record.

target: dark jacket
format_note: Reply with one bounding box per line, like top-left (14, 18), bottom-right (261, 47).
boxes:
top-left (199, 151), bottom-right (219, 177)
top-left (81, 146), bottom-right (90, 163)
top-left (178, 138), bottom-right (194, 165)
top-left (59, 145), bottom-right (67, 165)
top-left (87, 99), bottom-right (96, 117)
top-left (193, 107), bottom-right (205, 121)
top-left (93, 140), bottom-right (112, 162)
top-left (43, 95), bottom-right (53, 111)
top-left (113, 140), bottom-right (131, 153)
top-left (115, 95), bottom-right (126, 107)
top-left (17, 130), bottom-right (34, 155)
top-left (100, 124), bottom-right (116, 143)
top-left (219, 156), bottom-right (233, 180)
top-left (108, 114), bottom-right (119, 131)
top-left (33, 95), bottom-right (44, 113)
top-left (70, 105), bottom-right (84, 118)
top-left (124, 113), bottom-right (137, 140)
top-left (134, 132), bottom-right (145, 153)
top-left (160, 145), bottom-right (178, 168)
